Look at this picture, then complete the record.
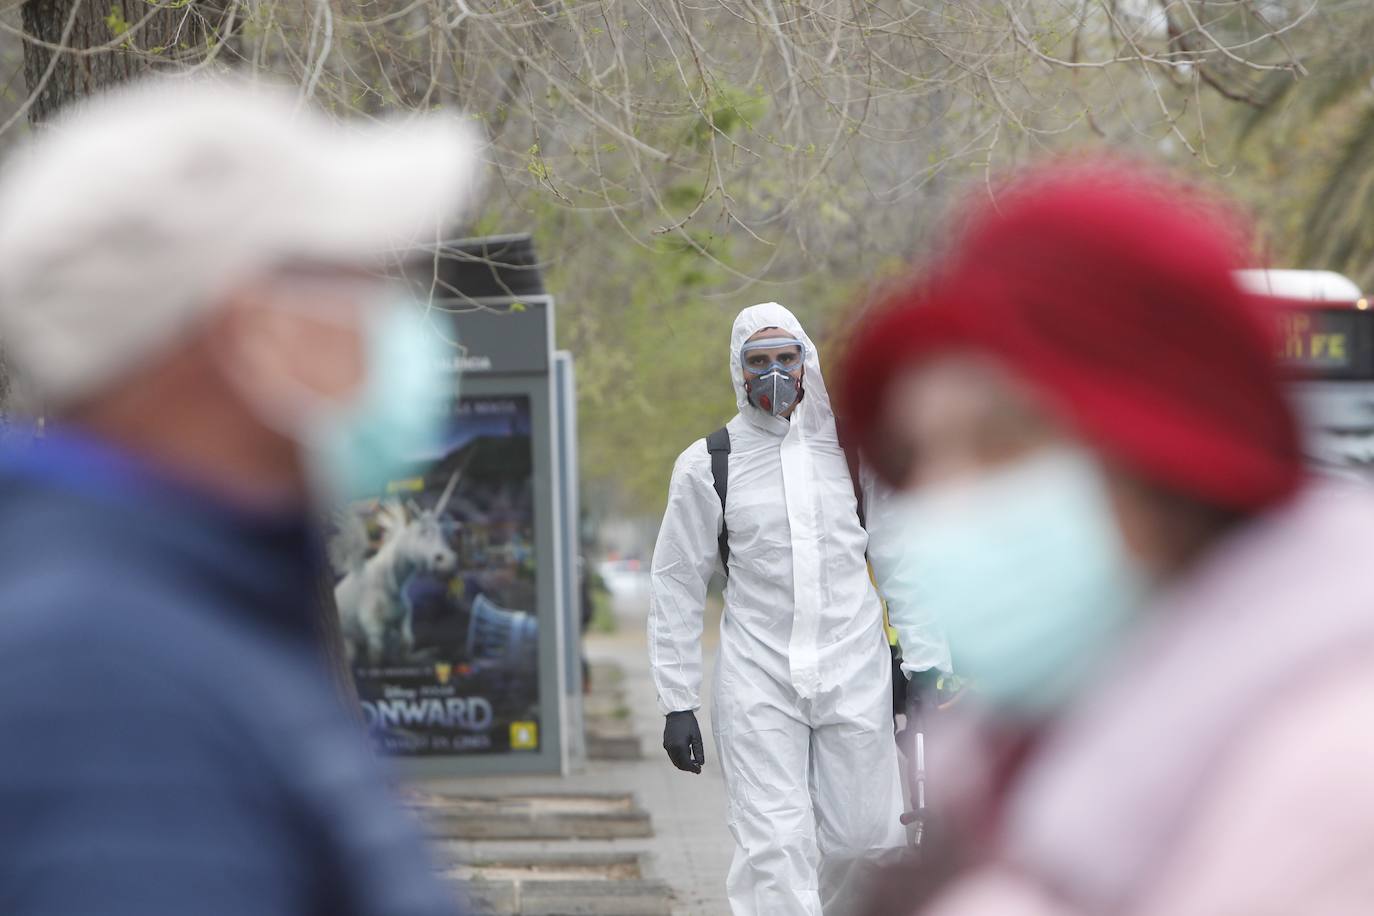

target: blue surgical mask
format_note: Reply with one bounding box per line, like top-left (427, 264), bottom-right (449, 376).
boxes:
top-left (306, 302), bottom-right (450, 501)
top-left (227, 294), bottom-right (451, 505)
top-left (893, 447), bottom-right (1149, 717)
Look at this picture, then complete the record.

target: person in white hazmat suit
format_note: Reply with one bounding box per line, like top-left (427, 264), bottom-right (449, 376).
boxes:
top-left (648, 302), bottom-right (952, 915)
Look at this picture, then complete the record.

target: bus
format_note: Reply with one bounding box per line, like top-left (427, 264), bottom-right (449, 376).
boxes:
top-left (1236, 270), bottom-right (1374, 479)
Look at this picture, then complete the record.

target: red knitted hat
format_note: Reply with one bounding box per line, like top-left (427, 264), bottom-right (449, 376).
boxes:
top-left (841, 162), bottom-right (1303, 511)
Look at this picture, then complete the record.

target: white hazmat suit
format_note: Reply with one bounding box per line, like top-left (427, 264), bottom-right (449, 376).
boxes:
top-left (648, 302), bottom-right (949, 915)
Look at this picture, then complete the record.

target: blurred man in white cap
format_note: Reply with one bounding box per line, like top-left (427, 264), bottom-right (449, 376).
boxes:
top-left (0, 76), bottom-right (479, 915)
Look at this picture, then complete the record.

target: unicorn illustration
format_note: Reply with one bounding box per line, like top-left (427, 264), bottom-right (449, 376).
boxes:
top-left (332, 470), bottom-right (462, 666)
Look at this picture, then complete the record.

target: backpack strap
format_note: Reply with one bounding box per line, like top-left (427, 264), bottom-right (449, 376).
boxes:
top-left (705, 426), bottom-right (731, 574)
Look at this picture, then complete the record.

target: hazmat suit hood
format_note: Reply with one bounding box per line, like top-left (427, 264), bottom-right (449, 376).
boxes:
top-left (730, 302), bottom-right (836, 440)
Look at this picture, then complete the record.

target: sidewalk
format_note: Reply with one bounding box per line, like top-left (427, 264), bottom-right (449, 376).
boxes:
top-left (422, 586), bottom-right (734, 915)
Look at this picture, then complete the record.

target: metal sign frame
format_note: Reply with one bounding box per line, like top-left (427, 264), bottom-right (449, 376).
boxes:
top-left (554, 350), bottom-right (585, 765)
top-left (393, 236), bottom-right (571, 777)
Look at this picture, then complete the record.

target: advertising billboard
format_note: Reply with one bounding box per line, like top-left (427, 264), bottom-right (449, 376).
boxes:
top-left (328, 233), bottom-right (573, 775)
top-left (331, 395), bottom-right (542, 756)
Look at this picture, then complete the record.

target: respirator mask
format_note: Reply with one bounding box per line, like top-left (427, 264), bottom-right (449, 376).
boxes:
top-left (741, 337), bottom-right (805, 417)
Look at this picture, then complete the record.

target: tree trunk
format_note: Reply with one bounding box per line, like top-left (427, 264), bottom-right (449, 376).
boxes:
top-left (21, 0), bottom-right (217, 124)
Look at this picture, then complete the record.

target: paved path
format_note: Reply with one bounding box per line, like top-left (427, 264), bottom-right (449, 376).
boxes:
top-left (422, 585), bottom-right (734, 915)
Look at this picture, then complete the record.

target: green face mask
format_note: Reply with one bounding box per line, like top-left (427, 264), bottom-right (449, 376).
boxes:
top-left (306, 301), bottom-right (451, 502)
top-left (225, 292), bottom-right (452, 507)
top-left (892, 447), bottom-right (1149, 718)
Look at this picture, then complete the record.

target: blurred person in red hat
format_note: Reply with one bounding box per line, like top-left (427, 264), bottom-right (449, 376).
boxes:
top-left (842, 161), bottom-right (1374, 916)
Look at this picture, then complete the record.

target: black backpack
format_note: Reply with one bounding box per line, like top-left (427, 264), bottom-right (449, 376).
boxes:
top-left (705, 424), bottom-right (865, 575)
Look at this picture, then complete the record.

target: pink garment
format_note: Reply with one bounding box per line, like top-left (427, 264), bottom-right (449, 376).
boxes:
top-left (921, 480), bottom-right (1374, 915)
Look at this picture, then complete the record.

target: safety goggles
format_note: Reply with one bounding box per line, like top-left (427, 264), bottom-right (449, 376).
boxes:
top-left (740, 337), bottom-right (806, 375)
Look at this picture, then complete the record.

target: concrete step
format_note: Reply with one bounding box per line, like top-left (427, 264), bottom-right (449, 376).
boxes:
top-left (451, 852), bottom-right (672, 915)
top-left (586, 663), bottom-right (625, 698)
top-left (453, 850), bottom-right (643, 881)
top-left (586, 680), bottom-right (627, 700)
top-left (588, 661), bottom-right (624, 683)
top-left (585, 732), bottom-right (644, 761)
top-left (462, 878), bottom-right (673, 915)
top-left (582, 693), bottom-right (633, 719)
top-left (581, 660), bottom-right (644, 760)
top-left (411, 791), bottom-right (653, 841)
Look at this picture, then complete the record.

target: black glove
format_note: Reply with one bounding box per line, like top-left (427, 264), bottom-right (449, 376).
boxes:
top-left (662, 710), bottom-right (704, 774)
top-left (890, 644), bottom-right (908, 717)
top-left (905, 666), bottom-right (942, 717)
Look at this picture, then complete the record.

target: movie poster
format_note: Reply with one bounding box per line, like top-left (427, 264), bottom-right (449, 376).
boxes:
top-left (329, 395), bottom-right (541, 756)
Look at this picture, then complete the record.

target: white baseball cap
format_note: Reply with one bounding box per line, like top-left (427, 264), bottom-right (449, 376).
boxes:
top-left (0, 74), bottom-right (484, 407)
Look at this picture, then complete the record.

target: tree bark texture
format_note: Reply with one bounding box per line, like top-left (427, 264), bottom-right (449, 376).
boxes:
top-left (21, 0), bottom-right (212, 124)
